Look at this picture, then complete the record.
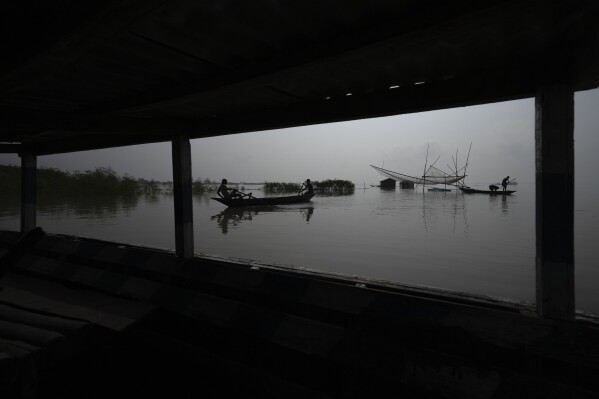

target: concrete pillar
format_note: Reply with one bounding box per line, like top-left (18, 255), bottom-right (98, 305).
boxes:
top-left (535, 84), bottom-right (575, 321)
top-left (20, 151), bottom-right (37, 234)
top-left (172, 136), bottom-right (194, 259)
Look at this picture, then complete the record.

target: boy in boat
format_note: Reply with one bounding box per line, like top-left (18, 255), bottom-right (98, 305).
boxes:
top-left (489, 184), bottom-right (499, 192)
top-left (217, 179), bottom-right (243, 199)
top-left (501, 176), bottom-right (510, 191)
top-left (300, 179), bottom-right (314, 195)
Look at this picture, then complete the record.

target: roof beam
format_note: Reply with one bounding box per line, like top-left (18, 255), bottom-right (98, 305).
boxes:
top-left (105, 0), bottom-right (531, 115)
top-left (0, 0), bottom-right (170, 95)
top-left (2, 68), bottom-right (537, 155)
top-left (0, 144), bottom-right (22, 154)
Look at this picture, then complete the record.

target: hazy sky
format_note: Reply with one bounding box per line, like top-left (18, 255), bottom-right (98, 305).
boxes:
top-left (2, 88), bottom-right (598, 186)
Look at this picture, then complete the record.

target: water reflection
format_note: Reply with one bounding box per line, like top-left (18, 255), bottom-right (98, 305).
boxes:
top-left (300, 206), bottom-right (314, 222)
top-left (211, 207), bottom-right (262, 234)
top-left (451, 194), bottom-right (469, 235)
top-left (483, 192), bottom-right (511, 215)
top-left (0, 192), bottom-right (143, 220)
top-left (211, 206), bottom-right (315, 234)
top-left (500, 194), bottom-right (509, 214)
top-left (416, 190), bottom-right (470, 236)
top-left (40, 193), bottom-right (140, 219)
top-left (194, 192), bottom-right (214, 206)
top-left (3, 185), bottom-right (580, 311)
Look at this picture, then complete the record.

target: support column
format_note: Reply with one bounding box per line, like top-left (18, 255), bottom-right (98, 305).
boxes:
top-left (172, 136), bottom-right (195, 259)
top-left (20, 150), bottom-right (37, 234)
top-left (535, 84), bottom-right (575, 321)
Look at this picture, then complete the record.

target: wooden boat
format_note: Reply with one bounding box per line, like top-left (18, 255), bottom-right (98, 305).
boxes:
top-left (212, 193), bottom-right (314, 207)
top-left (459, 187), bottom-right (516, 195)
top-left (428, 187), bottom-right (452, 192)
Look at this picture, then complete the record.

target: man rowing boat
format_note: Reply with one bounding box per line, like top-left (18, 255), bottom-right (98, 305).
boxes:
top-left (217, 179), bottom-right (244, 199)
top-left (299, 179), bottom-right (314, 195)
top-left (501, 176), bottom-right (510, 192)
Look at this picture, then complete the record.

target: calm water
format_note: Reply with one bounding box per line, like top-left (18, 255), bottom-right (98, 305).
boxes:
top-left (1, 184), bottom-right (598, 314)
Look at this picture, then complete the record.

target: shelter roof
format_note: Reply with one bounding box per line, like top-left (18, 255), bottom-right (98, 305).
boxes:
top-left (1, 0), bottom-right (598, 154)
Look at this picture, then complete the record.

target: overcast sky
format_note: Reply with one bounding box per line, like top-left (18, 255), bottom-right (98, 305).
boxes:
top-left (2, 88), bottom-right (598, 186)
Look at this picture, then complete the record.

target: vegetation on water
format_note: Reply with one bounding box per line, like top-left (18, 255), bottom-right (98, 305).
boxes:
top-left (264, 179), bottom-right (355, 193)
top-left (314, 179), bottom-right (354, 192)
top-left (192, 178), bottom-right (219, 194)
top-left (0, 164), bottom-right (354, 197)
top-left (0, 165), bottom-right (154, 196)
top-left (263, 182), bottom-right (301, 192)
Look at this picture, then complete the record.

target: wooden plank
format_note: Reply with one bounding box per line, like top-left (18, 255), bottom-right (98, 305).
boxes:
top-left (14, 253), bottom-right (164, 302)
top-left (29, 234), bottom-right (179, 275)
top-left (149, 284), bottom-right (346, 358)
top-left (12, 252), bottom-right (346, 357)
top-left (7, 241), bottom-right (566, 358)
top-left (177, 258), bottom-right (594, 365)
top-left (1, 228), bottom-right (44, 278)
top-left (10, 254), bottom-right (347, 358)
top-left (0, 319), bottom-right (64, 347)
top-left (0, 274), bottom-right (155, 331)
top-left (0, 303), bottom-right (88, 334)
top-left (0, 338), bottom-right (39, 359)
top-left (135, 330), bottom-right (335, 399)
top-left (0, 351), bottom-right (16, 363)
top-left (7, 233), bottom-right (599, 366)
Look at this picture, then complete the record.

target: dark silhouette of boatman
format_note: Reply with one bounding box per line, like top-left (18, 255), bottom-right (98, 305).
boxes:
top-left (501, 176), bottom-right (510, 191)
top-left (300, 179), bottom-right (314, 195)
top-left (217, 179), bottom-right (243, 199)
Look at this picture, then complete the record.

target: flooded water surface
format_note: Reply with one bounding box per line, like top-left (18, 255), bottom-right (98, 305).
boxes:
top-left (1, 183), bottom-right (598, 314)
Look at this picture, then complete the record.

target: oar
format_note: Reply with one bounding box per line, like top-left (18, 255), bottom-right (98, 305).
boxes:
top-left (298, 182), bottom-right (308, 196)
top-left (238, 191), bottom-right (255, 200)
top-left (239, 191), bottom-right (271, 206)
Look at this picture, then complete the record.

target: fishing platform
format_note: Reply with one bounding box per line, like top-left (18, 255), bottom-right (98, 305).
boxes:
top-left (2, 1), bottom-right (599, 397)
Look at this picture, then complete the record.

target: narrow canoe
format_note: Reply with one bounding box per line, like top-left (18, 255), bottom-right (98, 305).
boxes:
top-left (428, 187), bottom-right (452, 192)
top-left (459, 187), bottom-right (516, 195)
top-left (212, 193), bottom-right (314, 207)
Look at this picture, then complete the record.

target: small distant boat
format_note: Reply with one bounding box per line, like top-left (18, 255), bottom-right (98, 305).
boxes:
top-left (212, 193), bottom-right (314, 207)
top-left (459, 187), bottom-right (515, 195)
top-left (428, 187), bottom-right (452, 192)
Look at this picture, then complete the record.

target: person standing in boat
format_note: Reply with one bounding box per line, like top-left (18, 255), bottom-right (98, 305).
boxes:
top-left (501, 176), bottom-right (510, 191)
top-left (300, 179), bottom-right (314, 195)
top-left (217, 179), bottom-right (243, 199)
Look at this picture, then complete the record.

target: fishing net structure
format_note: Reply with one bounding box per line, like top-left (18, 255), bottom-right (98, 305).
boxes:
top-left (370, 164), bottom-right (465, 185)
